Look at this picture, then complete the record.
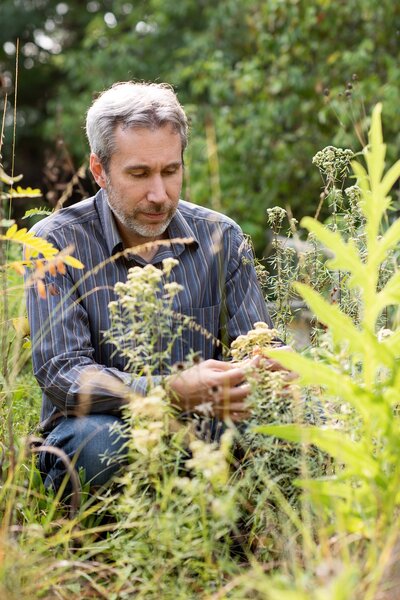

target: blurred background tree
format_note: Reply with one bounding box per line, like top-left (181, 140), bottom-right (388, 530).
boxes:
top-left (1, 0), bottom-right (399, 252)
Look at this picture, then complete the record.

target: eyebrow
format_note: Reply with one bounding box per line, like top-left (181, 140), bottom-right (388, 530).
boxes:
top-left (125, 161), bottom-right (183, 172)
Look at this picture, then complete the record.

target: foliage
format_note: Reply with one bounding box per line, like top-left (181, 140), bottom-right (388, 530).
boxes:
top-left (0, 103), bottom-right (400, 599)
top-left (1, 0), bottom-right (400, 251)
top-left (256, 104), bottom-right (400, 598)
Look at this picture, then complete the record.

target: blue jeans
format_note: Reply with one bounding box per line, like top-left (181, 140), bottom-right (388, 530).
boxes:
top-left (39, 415), bottom-right (128, 494)
top-left (39, 414), bottom-right (231, 495)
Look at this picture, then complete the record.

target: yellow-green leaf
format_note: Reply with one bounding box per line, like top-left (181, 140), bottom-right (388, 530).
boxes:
top-left (62, 255), bottom-right (85, 269)
top-left (375, 272), bottom-right (400, 314)
top-left (5, 224), bottom-right (18, 238)
top-left (376, 219), bottom-right (400, 263)
top-left (7, 186), bottom-right (42, 199)
top-left (366, 103), bottom-right (385, 189)
top-left (0, 167), bottom-right (23, 185)
top-left (380, 159), bottom-right (400, 198)
top-left (381, 329), bottom-right (400, 358)
top-left (301, 218), bottom-right (365, 285)
top-left (266, 349), bottom-right (369, 417)
top-left (12, 317), bottom-right (30, 337)
top-left (294, 282), bottom-right (364, 354)
top-left (253, 424), bottom-right (378, 477)
top-left (1, 226), bottom-right (59, 259)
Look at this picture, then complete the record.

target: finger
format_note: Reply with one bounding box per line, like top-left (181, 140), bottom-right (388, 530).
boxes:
top-left (230, 411), bottom-right (250, 422)
top-left (229, 383), bottom-right (251, 401)
top-left (260, 356), bottom-right (292, 372)
top-left (203, 359), bottom-right (237, 372)
top-left (214, 401), bottom-right (248, 412)
top-left (283, 371), bottom-right (299, 382)
top-left (213, 403), bottom-right (251, 422)
top-left (215, 366), bottom-right (247, 387)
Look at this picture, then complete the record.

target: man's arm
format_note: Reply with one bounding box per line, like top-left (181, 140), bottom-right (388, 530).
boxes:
top-left (167, 225), bottom-right (281, 420)
top-left (223, 226), bottom-right (273, 343)
top-left (25, 262), bottom-right (161, 419)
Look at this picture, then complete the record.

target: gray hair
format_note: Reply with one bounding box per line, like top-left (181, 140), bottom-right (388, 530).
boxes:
top-left (86, 81), bottom-right (189, 171)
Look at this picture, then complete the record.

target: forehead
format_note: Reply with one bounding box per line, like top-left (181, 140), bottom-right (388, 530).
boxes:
top-left (111, 123), bottom-right (182, 166)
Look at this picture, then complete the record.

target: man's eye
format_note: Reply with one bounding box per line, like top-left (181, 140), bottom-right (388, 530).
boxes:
top-left (130, 172), bottom-right (147, 178)
top-left (163, 168), bottom-right (178, 176)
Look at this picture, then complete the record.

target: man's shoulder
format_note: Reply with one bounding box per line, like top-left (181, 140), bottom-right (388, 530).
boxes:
top-left (30, 196), bottom-right (98, 238)
top-left (178, 200), bottom-right (240, 230)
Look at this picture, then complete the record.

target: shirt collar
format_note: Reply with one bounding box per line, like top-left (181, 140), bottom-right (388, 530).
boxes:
top-left (95, 189), bottom-right (199, 258)
top-left (166, 203), bottom-right (199, 257)
top-left (96, 188), bottom-right (124, 256)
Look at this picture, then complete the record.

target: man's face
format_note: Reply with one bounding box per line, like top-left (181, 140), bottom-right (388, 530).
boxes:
top-left (90, 123), bottom-right (183, 246)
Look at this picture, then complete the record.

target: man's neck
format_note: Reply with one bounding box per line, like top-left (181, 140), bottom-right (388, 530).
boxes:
top-left (117, 221), bottom-right (168, 263)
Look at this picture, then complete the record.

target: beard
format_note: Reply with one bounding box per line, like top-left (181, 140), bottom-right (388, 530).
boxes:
top-left (105, 179), bottom-right (176, 239)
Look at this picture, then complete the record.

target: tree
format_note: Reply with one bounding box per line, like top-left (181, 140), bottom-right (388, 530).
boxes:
top-left (1, 0), bottom-right (399, 252)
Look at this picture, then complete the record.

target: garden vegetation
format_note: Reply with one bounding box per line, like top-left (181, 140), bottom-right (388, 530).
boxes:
top-left (0, 89), bottom-right (399, 599)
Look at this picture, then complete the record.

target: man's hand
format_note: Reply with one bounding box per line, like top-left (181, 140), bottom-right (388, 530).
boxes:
top-left (166, 349), bottom-right (296, 423)
top-left (166, 359), bottom-right (256, 422)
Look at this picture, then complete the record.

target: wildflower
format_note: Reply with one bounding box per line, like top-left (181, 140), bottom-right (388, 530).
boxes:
top-left (312, 146), bottom-right (354, 180)
top-left (231, 322), bottom-right (280, 361)
top-left (131, 428), bottom-right (159, 455)
top-left (128, 387), bottom-right (168, 420)
top-left (162, 257), bottom-right (179, 276)
top-left (163, 281), bottom-right (184, 298)
top-left (266, 206), bottom-right (287, 228)
top-left (187, 438), bottom-right (230, 486)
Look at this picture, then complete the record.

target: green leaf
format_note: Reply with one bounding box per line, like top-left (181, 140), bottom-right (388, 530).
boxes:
top-left (297, 477), bottom-right (352, 500)
top-left (294, 282), bottom-right (364, 354)
top-left (301, 217), bottom-right (366, 286)
top-left (366, 103), bottom-right (386, 190)
top-left (253, 424), bottom-right (378, 477)
top-left (375, 219), bottom-right (400, 263)
top-left (265, 349), bottom-right (369, 415)
top-left (381, 330), bottom-right (400, 357)
top-left (375, 271), bottom-right (400, 312)
top-left (380, 159), bottom-right (400, 198)
top-left (22, 207), bottom-right (53, 220)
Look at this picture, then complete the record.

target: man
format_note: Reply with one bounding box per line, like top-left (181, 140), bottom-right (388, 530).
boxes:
top-left (26, 81), bottom-right (275, 493)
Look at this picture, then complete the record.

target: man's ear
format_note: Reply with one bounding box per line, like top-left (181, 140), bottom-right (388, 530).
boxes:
top-left (90, 153), bottom-right (107, 188)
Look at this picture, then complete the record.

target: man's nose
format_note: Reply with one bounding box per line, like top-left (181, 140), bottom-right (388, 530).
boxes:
top-left (146, 174), bottom-right (168, 203)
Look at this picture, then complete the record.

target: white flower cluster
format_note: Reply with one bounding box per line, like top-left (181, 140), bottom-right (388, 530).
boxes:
top-left (128, 385), bottom-right (168, 420)
top-left (127, 387), bottom-right (170, 456)
top-left (162, 257), bottom-right (179, 276)
top-left (312, 145), bottom-right (354, 180)
top-left (186, 431), bottom-right (233, 487)
top-left (231, 321), bottom-right (281, 361)
top-left (105, 256), bottom-right (183, 373)
top-left (266, 206), bottom-right (287, 228)
top-left (131, 421), bottom-right (165, 455)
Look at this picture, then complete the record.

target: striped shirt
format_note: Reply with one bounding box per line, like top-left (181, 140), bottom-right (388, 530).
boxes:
top-left (26, 189), bottom-right (272, 432)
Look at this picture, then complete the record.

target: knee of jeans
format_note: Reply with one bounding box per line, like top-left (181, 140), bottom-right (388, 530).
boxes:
top-left (75, 421), bottom-right (128, 487)
top-left (40, 415), bottom-right (128, 491)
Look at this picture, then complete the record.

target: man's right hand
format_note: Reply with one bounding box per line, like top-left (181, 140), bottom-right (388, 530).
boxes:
top-left (166, 358), bottom-right (255, 422)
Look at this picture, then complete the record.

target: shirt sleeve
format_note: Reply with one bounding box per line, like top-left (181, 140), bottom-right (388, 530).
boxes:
top-left (25, 245), bottom-right (161, 420)
top-left (222, 226), bottom-right (273, 344)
